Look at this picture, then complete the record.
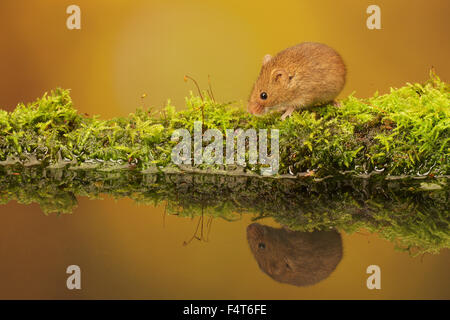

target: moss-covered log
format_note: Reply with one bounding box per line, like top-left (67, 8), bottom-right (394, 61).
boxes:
top-left (0, 73), bottom-right (448, 177)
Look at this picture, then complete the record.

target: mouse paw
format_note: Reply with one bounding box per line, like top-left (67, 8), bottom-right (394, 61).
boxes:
top-left (281, 107), bottom-right (295, 120)
top-left (332, 100), bottom-right (341, 107)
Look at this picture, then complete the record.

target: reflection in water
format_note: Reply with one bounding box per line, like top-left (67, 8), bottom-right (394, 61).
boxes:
top-left (247, 223), bottom-right (342, 286)
top-left (182, 208), bottom-right (214, 246)
top-left (0, 166), bottom-right (448, 255)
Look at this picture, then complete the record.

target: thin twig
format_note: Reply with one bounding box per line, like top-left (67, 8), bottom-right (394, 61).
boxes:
top-left (208, 74), bottom-right (216, 102)
top-left (184, 75), bottom-right (204, 101)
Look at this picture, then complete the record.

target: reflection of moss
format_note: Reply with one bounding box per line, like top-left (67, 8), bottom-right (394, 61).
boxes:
top-left (0, 72), bottom-right (448, 177)
top-left (0, 166), bottom-right (448, 256)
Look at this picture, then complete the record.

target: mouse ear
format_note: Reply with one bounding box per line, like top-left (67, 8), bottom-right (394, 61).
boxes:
top-left (262, 54), bottom-right (272, 65)
top-left (270, 68), bottom-right (288, 85)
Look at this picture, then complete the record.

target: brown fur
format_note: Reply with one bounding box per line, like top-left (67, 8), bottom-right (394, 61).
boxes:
top-left (247, 223), bottom-right (343, 286)
top-left (248, 42), bottom-right (346, 116)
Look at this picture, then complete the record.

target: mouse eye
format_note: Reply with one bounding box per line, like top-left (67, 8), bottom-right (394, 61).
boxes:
top-left (260, 92), bottom-right (268, 100)
top-left (258, 242), bottom-right (266, 249)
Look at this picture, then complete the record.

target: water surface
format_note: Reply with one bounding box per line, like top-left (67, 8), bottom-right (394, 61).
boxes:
top-left (0, 167), bottom-right (448, 299)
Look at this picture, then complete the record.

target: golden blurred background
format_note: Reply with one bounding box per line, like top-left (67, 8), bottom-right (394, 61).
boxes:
top-left (0, 0), bottom-right (449, 299)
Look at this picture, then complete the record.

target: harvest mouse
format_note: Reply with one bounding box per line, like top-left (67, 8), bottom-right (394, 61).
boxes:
top-left (247, 223), bottom-right (342, 286)
top-left (247, 42), bottom-right (346, 120)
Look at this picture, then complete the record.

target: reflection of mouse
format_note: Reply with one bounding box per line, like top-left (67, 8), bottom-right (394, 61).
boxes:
top-left (247, 223), bottom-right (342, 286)
top-left (247, 42), bottom-right (346, 120)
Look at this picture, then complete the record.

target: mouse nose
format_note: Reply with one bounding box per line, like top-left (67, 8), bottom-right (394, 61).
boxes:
top-left (247, 103), bottom-right (255, 114)
top-left (248, 102), bottom-right (263, 115)
top-left (247, 223), bottom-right (263, 237)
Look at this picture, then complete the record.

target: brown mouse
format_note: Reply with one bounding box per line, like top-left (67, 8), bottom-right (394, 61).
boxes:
top-left (247, 42), bottom-right (346, 119)
top-left (247, 223), bottom-right (342, 286)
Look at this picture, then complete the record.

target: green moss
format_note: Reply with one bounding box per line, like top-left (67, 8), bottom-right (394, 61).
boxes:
top-left (0, 72), bottom-right (448, 177)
